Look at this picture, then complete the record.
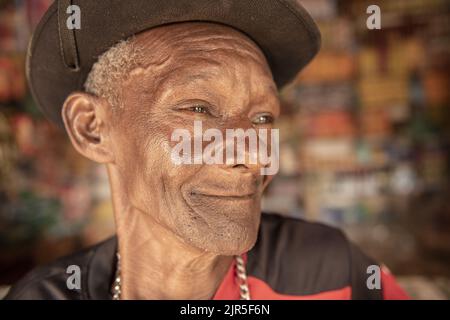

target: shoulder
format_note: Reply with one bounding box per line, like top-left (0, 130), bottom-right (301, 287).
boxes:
top-left (5, 237), bottom-right (116, 300)
top-left (256, 211), bottom-right (349, 250)
top-left (247, 212), bottom-right (382, 299)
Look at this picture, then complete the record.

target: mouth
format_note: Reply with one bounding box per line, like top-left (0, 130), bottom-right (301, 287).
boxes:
top-left (189, 192), bottom-right (257, 201)
top-left (181, 185), bottom-right (261, 223)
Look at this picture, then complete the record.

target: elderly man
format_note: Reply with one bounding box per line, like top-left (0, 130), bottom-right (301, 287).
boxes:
top-left (6, 0), bottom-right (407, 300)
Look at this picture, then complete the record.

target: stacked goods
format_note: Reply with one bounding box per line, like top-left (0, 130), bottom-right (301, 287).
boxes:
top-left (270, 0), bottom-right (449, 228)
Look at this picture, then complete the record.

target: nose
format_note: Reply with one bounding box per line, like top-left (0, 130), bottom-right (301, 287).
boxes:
top-left (227, 161), bottom-right (261, 174)
top-left (216, 118), bottom-right (271, 175)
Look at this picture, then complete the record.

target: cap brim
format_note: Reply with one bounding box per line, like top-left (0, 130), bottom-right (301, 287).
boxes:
top-left (27, 0), bottom-right (321, 127)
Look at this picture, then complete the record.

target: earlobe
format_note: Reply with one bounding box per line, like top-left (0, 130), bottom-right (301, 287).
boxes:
top-left (62, 92), bottom-right (114, 163)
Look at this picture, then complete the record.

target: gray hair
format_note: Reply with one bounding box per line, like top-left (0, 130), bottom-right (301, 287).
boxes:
top-left (84, 38), bottom-right (144, 108)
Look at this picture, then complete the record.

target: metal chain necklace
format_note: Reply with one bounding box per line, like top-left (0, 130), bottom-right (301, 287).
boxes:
top-left (111, 253), bottom-right (251, 300)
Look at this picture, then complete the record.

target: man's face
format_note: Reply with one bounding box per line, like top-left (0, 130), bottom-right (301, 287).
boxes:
top-left (107, 23), bottom-right (280, 255)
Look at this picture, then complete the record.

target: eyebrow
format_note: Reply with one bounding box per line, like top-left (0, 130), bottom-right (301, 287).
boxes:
top-left (151, 70), bottom-right (224, 106)
top-left (151, 60), bottom-right (278, 108)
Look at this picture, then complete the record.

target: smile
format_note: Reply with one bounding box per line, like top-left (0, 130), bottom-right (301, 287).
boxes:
top-left (190, 192), bottom-right (257, 200)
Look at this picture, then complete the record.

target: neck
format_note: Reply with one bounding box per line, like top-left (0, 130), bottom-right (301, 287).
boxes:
top-left (107, 166), bottom-right (234, 300)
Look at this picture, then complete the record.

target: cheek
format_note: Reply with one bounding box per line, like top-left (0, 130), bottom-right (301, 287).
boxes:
top-left (115, 125), bottom-right (198, 214)
top-left (110, 106), bottom-right (203, 212)
top-left (111, 124), bottom-right (165, 202)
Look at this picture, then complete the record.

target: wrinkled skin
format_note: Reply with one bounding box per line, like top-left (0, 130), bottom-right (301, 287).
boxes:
top-left (62, 22), bottom-right (280, 299)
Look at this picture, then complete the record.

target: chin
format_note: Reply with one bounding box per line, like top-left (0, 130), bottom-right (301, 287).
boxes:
top-left (176, 209), bottom-right (261, 256)
top-left (207, 224), bottom-right (259, 256)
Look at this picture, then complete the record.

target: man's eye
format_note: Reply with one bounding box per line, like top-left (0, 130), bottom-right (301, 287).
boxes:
top-left (252, 114), bottom-right (274, 124)
top-left (190, 105), bottom-right (208, 114)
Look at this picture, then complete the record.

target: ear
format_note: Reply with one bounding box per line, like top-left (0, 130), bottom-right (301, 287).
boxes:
top-left (61, 92), bottom-right (115, 163)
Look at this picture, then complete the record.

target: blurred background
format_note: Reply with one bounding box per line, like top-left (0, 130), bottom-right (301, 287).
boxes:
top-left (0, 0), bottom-right (449, 299)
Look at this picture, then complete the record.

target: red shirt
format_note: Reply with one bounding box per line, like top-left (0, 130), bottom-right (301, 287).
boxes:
top-left (213, 255), bottom-right (408, 299)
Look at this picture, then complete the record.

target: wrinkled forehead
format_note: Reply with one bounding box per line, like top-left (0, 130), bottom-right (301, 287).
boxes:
top-left (123, 22), bottom-right (276, 97)
top-left (133, 22), bottom-right (268, 65)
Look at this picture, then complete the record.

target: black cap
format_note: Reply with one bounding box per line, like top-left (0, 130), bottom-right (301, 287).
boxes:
top-left (27, 0), bottom-right (321, 127)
